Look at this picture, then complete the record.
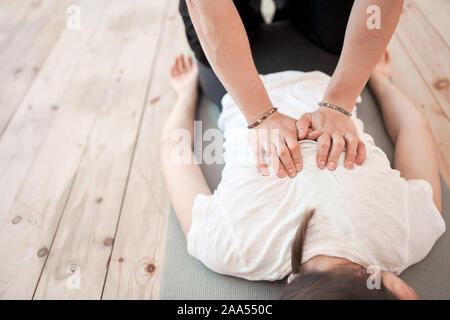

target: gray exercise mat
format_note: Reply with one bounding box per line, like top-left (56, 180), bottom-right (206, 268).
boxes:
top-left (160, 21), bottom-right (449, 300)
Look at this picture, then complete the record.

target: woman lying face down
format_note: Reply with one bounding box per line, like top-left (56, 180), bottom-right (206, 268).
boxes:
top-left (160, 53), bottom-right (444, 300)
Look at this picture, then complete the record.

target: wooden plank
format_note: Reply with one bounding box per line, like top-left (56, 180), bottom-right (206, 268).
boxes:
top-left (0, 0), bottom-right (74, 135)
top-left (101, 0), bottom-right (190, 300)
top-left (395, 1), bottom-right (450, 118)
top-left (0, 1), bottom-right (25, 28)
top-left (0, 1), bottom-right (29, 50)
top-left (0, 0), bottom-right (94, 233)
top-left (0, 0), bottom-right (106, 232)
top-left (388, 34), bottom-right (450, 186)
top-left (412, 0), bottom-right (450, 46)
top-left (0, 0), bottom-right (111, 299)
top-left (33, 0), bottom-right (170, 300)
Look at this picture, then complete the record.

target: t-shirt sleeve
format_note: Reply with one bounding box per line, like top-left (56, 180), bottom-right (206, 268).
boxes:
top-left (187, 193), bottom-right (241, 276)
top-left (406, 179), bottom-right (446, 264)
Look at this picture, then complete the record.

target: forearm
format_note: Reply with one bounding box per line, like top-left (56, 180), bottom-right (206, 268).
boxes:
top-left (160, 92), bottom-right (211, 238)
top-left (187, 0), bottom-right (272, 122)
top-left (160, 92), bottom-right (198, 150)
top-left (324, 0), bottom-right (403, 112)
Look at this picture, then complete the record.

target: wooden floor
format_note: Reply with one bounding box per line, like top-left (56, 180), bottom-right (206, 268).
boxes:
top-left (0, 0), bottom-right (448, 299)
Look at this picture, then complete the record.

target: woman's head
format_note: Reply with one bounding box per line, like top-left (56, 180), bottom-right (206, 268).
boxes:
top-left (280, 209), bottom-right (416, 300)
top-left (280, 266), bottom-right (398, 300)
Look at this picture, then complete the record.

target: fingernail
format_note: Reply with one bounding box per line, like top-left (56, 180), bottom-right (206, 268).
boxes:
top-left (319, 161), bottom-right (326, 169)
top-left (298, 129), bottom-right (304, 137)
top-left (278, 169), bottom-right (285, 177)
top-left (261, 167), bottom-right (270, 176)
top-left (346, 161), bottom-right (354, 169)
top-left (328, 161), bottom-right (336, 170)
top-left (288, 169), bottom-right (295, 177)
top-left (295, 163), bottom-right (301, 171)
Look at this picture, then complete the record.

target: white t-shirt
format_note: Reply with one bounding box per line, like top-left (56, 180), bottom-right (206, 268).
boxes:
top-left (187, 71), bottom-right (445, 281)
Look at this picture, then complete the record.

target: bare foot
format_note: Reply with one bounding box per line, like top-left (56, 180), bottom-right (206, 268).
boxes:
top-left (170, 53), bottom-right (199, 97)
top-left (370, 50), bottom-right (391, 83)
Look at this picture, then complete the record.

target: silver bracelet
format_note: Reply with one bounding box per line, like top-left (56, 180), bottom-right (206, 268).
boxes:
top-left (318, 102), bottom-right (352, 117)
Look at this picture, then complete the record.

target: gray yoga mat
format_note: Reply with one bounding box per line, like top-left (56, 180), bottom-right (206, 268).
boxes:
top-left (160, 21), bottom-right (450, 300)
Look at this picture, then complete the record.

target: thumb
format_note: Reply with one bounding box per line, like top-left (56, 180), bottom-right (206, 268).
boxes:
top-left (296, 113), bottom-right (312, 139)
top-left (306, 129), bottom-right (322, 140)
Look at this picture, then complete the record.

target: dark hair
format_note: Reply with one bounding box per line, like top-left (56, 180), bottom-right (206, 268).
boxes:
top-left (279, 210), bottom-right (398, 300)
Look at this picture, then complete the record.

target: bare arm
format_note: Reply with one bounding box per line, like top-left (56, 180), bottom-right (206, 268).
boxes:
top-left (187, 0), bottom-right (303, 179)
top-left (160, 55), bottom-right (211, 237)
top-left (298, 0), bottom-right (403, 170)
top-left (324, 0), bottom-right (404, 112)
top-left (186, 0), bottom-right (271, 121)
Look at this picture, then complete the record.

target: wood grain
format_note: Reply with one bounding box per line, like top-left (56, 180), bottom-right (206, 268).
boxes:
top-left (101, 0), bottom-right (190, 300)
top-left (412, 0), bottom-right (450, 46)
top-left (396, 1), bottom-right (449, 118)
top-left (0, 0), bottom-right (111, 299)
top-left (0, 0), bottom-right (74, 136)
top-left (33, 0), bottom-right (171, 300)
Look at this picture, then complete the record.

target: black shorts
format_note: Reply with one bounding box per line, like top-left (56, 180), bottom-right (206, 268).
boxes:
top-left (179, 0), bottom-right (354, 67)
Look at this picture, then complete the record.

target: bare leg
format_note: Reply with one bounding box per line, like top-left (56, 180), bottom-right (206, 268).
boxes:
top-left (369, 51), bottom-right (441, 212)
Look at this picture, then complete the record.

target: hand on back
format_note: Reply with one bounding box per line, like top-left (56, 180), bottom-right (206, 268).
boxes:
top-left (249, 107), bottom-right (366, 178)
top-left (296, 107), bottom-right (366, 171)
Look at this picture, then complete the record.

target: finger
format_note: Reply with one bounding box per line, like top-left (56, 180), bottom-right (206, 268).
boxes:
top-left (269, 143), bottom-right (286, 178)
top-left (355, 140), bottom-right (367, 165)
top-left (285, 134), bottom-right (302, 172)
top-left (316, 133), bottom-right (331, 169)
top-left (385, 50), bottom-right (391, 64)
top-left (171, 56), bottom-right (179, 76)
top-left (327, 134), bottom-right (345, 171)
top-left (306, 130), bottom-right (322, 141)
top-left (187, 55), bottom-right (193, 69)
top-left (180, 54), bottom-right (187, 72)
top-left (173, 56), bottom-right (179, 75)
top-left (255, 146), bottom-right (270, 176)
top-left (296, 113), bottom-right (312, 139)
top-left (276, 139), bottom-right (296, 178)
top-left (343, 133), bottom-right (358, 170)
top-left (171, 64), bottom-right (177, 77)
top-left (249, 130), bottom-right (270, 176)
top-left (300, 128), bottom-right (321, 140)
top-left (176, 55), bottom-right (183, 74)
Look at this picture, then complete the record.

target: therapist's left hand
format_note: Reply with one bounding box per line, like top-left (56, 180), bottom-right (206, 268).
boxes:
top-left (296, 107), bottom-right (366, 171)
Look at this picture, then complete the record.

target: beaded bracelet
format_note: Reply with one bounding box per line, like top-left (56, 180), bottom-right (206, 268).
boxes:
top-left (318, 101), bottom-right (352, 117)
top-left (247, 107), bottom-right (278, 129)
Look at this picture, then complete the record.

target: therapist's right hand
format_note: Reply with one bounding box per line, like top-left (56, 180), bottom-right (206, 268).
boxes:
top-left (248, 111), bottom-right (321, 179)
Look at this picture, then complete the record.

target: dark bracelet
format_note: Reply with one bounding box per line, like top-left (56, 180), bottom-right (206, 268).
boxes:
top-left (247, 107), bottom-right (278, 129)
top-left (318, 102), bottom-right (352, 117)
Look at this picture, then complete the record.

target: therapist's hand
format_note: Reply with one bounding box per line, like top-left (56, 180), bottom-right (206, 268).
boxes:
top-left (249, 111), bottom-right (322, 179)
top-left (249, 112), bottom-right (303, 178)
top-left (296, 107), bottom-right (366, 171)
